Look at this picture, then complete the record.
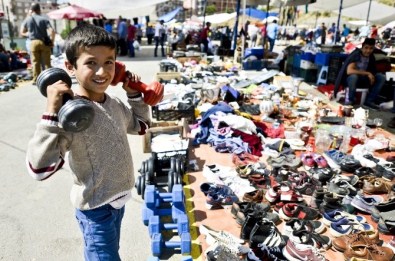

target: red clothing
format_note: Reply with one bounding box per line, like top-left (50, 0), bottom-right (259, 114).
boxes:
top-left (127, 25), bottom-right (136, 41)
top-left (201, 27), bottom-right (210, 40)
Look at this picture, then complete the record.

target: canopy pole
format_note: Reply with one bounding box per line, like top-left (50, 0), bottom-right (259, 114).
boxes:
top-left (366, 0), bottom-right (372, 26)
top-left (263, 0), bottom-right (271, 52)
top-left (202, 0), bottom-right (208, 28)
top-left (232, 0), bottom-right (241, 52)
top-left (334, 0), bottom-right (343, 45)
top-left (240, 0), bottom-right (247, 62)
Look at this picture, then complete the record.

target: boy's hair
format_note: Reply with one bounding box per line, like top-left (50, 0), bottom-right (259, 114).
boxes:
top-left (31, 3), bottom-right (41, 13)
top-left (64, 24), bottom-right (117, 67)
top-left (362, 37), bottom-right (375, 46)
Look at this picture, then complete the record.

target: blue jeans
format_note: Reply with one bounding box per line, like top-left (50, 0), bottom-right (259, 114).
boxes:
top-left (154, 36), bottom-right (165, 57)
top-left (268, 37), bottom-right (276, 52)
top-left (76, 204), bottom-right (125, 261)
top-left (127, 40), bottom-right (135, 57)
top-left (346, 73), bottom-right (386, 104)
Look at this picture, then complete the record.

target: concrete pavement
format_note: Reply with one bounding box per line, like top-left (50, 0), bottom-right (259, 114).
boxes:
top-left (0, 45), bottom-right (183, 261)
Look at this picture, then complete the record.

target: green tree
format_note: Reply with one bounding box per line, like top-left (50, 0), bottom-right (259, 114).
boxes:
top-left (205, 4), bottom-right (216, 15)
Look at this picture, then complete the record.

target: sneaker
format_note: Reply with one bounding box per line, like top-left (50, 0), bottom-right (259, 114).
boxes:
top-left (319, 192), bottom-right (355, 214)
top-left (332, 230), bottom-right (380, 252)
top-left (309, 167), bottom-right (335, 184)
top-left (327, 176), bottom-right (358, 197)
top-left (200, 182), bottom-right (232, 196)
top-left (289, 229), bottom-right (331, 250)
top-left (344, 244), bottom-right (394, 261)
top-left (249, 219), bottom-right (286, 249)
top-left (363, 177), bottom-right (393, 194)
top-left (206, 190), bottom-right (239, 210)
top-left (322, 209), bottom-right (366, 226)
top-left (330, 218), bottom-right (374, 237)
top-left (291, 175), bottom-right (322, 196)
top-left (205, 241), bottom-right (248, 261)
top-left (351, 194), bottom-right (384, 214)
top-left (282, 219), bottom-right (325, 237)
top-left (247, 245), bottom-right (287, 261)
top-left (199, 224), bottom-right (245, 246)
top-left (265, 183), bottom-right (304, 203)
top-left (282, 239), bottom-right (326, 261)
top-left (242, 189), bottom-right (265, 202)
top-left (371, 198), bottom-right (395, 223)
top-left (236, 205), bottom-right (279, 226)
top-left (279, 203), bottom-right (320, 221)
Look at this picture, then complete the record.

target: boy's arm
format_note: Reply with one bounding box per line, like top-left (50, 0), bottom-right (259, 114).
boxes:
top-left (27, 80), bottom-right (73, 180)
top-left (26, 114), bottom-right (70, 181)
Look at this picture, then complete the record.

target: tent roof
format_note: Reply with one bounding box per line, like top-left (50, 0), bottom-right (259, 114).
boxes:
top-left (69, 0), bottom-right (167, 19)
top-left (308, 0), bottom-right (368, 11)
top-left (158, 7), bottom-right (182, 23)
top-left (240, 8), bottom-right (278, 20)
top-left (333, 1), bottom-right (395, 24)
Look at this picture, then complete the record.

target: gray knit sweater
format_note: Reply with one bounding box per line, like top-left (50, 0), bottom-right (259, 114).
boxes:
top-left (26, 94), bottom-right (150, 210)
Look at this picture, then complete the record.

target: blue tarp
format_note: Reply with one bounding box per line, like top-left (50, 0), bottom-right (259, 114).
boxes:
top-left (240, 8), bottom-right (278, 20)
top-left (158, 7), bottom-right (182, 23)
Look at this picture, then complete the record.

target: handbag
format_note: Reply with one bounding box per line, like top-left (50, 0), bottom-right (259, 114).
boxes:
top-left (31, 17), bottom-right (53, 46)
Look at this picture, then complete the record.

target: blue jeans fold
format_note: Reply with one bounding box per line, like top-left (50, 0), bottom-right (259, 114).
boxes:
top-left (76, 204), bottom-right (125, 261)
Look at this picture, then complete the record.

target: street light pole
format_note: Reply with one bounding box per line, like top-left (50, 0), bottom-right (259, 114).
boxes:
top-left (366, 0), bottom-right (372, 26)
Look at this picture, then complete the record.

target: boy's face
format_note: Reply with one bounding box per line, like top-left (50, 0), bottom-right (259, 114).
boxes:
top-left (65, 46), bottom-right (116, 102)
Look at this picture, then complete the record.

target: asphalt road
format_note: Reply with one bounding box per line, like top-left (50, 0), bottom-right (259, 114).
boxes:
top-left (0, 47), bottom-right (182, 261)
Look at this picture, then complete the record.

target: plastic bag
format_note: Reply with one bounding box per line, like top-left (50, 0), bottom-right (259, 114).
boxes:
top-left (133, 41), bottom-right (140, 51)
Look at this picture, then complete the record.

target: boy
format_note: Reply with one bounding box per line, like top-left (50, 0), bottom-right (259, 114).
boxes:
top-left (26, 24), bottom-right (162, 260)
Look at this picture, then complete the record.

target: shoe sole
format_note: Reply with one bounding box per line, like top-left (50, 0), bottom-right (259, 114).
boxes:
top-left (278, 208), bottom-right (292, 220)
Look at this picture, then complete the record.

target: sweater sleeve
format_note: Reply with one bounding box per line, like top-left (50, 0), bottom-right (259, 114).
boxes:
top-left (124, 97), bottom-right (151, 135)
top-left (26, 114), bottom-right (71, 181)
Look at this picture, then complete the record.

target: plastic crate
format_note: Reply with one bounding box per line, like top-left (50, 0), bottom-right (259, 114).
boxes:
top-left (293, 54), bottom-right (301, 67)
top-left (301, 52), bottom-right (316, 62)
top-left (314, 53), bottom-right (331, 66)
top-left (152, 106), bottom-right (195, 122)
top-left (242, 60), bottom-right (263, 70)
top-left (244, 48), bottom-right (264, 59)
top-left (300, 68), bottom-right (318, 83)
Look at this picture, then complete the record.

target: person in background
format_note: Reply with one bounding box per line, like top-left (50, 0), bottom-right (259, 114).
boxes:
top-left (266, 20), bottom-right (279, 52)
top-left (201, 21), bottom-right (211, 54)
top-left (334, 38), bottom-right (385, 109)
top-left (341, 24), bottom-right (350, 43)
top-left (146, 24), bottom-right (154, 45)
top-left (126, 19), bottom-right (136, 57)
top-left (136, 25), bottom-right (143, 44)
top-left (370, 24), bottom-right (378, 39)
top-left (248, 22), bottom-right (259, 47)
top-left (170, 29), bottom-right (179, 51)
top-left (26, 23), bottom-right (163, 260)
top-left (104, 20), bottom-right (113, 34)
top-left (117, 18), bottom-right (128, 56)
top-left (320, 22), bottom-right (327, 45)
top-left (0, 43), bottom-right (18, 72)
top-left (154, 20), bottom-right (166, 57)
top-left (20, 3), bottom-right (54, 85)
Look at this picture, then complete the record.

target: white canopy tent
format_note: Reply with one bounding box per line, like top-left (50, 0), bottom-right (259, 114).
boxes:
top-left (69, 0), bottom-right (167, 19)
top-left (333, 1), bottom-right (395, 25)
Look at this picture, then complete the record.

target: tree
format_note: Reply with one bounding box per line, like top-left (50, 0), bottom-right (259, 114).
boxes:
top-left (205, 4), bottom-right (216, 15)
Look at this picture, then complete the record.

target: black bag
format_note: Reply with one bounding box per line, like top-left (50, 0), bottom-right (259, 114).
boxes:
top-left (43, 36), bottom-right (53, 46)
top-left (32, 17), bottom-right (52, 46)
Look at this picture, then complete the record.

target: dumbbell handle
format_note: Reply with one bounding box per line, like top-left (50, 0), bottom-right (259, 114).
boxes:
top-left (112, 61), bottom-right (163, 106)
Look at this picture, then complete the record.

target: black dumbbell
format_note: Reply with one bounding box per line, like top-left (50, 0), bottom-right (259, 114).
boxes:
top-left (36, 68), bottom-right (95, 132)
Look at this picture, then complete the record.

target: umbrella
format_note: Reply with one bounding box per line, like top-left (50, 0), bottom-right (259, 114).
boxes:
top-left (47, 4), bottom-right (103, 20)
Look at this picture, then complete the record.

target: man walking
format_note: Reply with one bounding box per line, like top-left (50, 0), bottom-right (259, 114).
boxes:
top-left (20, 3), bottom-right (54, 84)
top-left (266, 20), bottom-right (279, 52)
top-left (154, 20), bottom-right (166, 57)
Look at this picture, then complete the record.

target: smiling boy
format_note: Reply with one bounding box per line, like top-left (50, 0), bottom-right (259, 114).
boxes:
top-left (26, 24), bottom-right (163, 260)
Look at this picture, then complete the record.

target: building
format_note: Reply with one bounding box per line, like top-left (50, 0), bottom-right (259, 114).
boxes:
top-left (196, 0), bottom-right (239, 15)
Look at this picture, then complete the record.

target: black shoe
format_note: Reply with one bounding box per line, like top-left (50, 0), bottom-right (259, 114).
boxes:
top-left (388, 117), bottom-right (395, 128)
top-left (249, 219), bottom-right (286, 248)
top-left (363, 102), bottom-right (380, 110)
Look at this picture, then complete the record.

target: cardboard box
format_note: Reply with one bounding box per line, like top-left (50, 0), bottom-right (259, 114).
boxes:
top-left (155, 72), bottom-right (181, 82)
top-left (143, 118), bottom-right (189, 153)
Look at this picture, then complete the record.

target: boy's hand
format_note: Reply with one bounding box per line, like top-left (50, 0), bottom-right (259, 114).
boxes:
top-left (45, 80), bottom-right (74, 113)
top-left (122, 71), bottom-right (142, 96)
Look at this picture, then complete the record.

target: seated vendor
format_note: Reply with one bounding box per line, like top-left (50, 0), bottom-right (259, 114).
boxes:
top-left (334, 38), bottom-right (385, 109)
